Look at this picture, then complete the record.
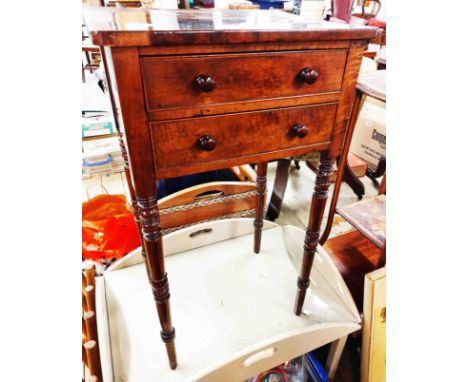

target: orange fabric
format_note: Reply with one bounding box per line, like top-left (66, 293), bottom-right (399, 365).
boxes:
top-left (82, 194), bottom-right (140, 261)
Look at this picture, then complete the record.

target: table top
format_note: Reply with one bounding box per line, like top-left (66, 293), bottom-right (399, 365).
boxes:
top-left (83, 7), bottom-right (377, 46)
top-left (357, 70), bottom-right (386, 102)
top-left (337, 195), bottom-right (386, 248)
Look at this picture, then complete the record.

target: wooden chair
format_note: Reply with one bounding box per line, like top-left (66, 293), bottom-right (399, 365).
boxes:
top-left (352, 0), bottom-right (386, 68)
top-left (82, 265), bottom-right (103, 382)
top-left (158, 180), bottom-right (259, 236)
top-left (353, 0), bottom-right (382, 21)
top-left (139, 164), bottom-right (259, 235)
top-left (331, 1), bottom-right (386, 197)
top-left (82, 45), bottom-right (101, 83)
top-left (81, 165), bottom-right (260, 379)
top-left (324, 195), bottom-right (386, 310)
top-left (320, 70), bottom-right (386, 311)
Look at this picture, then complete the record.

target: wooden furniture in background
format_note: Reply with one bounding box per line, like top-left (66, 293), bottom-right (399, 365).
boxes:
top-left (82, 266), bottom-right (103, 382)
top-left (318, 1), bottom-right (386, 200)
top-left (230, 164), bottom-right (257, 182)
top-left (84, 7), bottom-right (376, 370)
top-left (320, 69), bottom-right (386, 245)
top-left (323, 230), bottom-right (382, 310)
top-left (353, 0), bottom-right (381, 21)
top-left (317, 70), bottom-right (386, 313)
top-left (337, 195), bottom-right (385, 251)
top-left (321, 179), bottom-right (386, 310)
top-left (158, 181), bottom-right (260, 235)
top-left (375, 57), bottom-right (386, 70)
top-left (82, 26), bottom-right (101, 83)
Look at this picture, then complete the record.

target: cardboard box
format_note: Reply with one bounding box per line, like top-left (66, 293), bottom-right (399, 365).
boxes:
top-left (349, 100), bottom-right (386, 170)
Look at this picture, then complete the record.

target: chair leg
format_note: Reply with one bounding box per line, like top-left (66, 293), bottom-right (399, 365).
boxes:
top-left (266, 159), bottom-right (291, 221)
top-left (366, 155), bottom-right (386, 192)
top-left (343, 160), bottom-right (365, 200)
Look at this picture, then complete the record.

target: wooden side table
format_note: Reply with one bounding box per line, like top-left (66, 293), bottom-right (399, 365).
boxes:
top-left (320, 70), bottom-right (386, 245)
top-left (84, 7), bottom-right (376, 370)
top-left (317, 70), bottom-right (386, 311)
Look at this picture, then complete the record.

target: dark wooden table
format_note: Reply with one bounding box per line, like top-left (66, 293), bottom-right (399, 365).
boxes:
top-left (83, 7), bottom-right (376, 370)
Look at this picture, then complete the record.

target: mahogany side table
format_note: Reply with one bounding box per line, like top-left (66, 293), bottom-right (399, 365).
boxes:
top-left (83, 7), bottom-right (376, 370)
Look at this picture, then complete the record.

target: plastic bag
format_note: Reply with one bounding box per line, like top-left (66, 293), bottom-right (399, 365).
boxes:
top-left (82, 194), bottom-right (140, 261)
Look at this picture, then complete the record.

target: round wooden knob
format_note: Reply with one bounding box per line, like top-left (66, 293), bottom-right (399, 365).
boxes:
top-left (291, 124), bottom-right (309, 138)
top-left (298, 68), bottom-right (319, 84)
top-left (197, 135), bottom-right (216, 151)
top-left (194, 74), bottom-right (216, 92)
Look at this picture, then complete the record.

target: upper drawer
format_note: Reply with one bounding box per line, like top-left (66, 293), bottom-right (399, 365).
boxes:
top-left (141, 50), bottom-right (347, 112)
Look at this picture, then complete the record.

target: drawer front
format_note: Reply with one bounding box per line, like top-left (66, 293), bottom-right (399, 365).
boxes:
top-left (141, 50), bottom-right (347, 112)
top-left (151, 103), bottom-right (337, 173)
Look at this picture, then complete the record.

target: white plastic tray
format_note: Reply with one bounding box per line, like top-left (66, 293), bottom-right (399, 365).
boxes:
top-left (96, 219), bottom-right (360, 382)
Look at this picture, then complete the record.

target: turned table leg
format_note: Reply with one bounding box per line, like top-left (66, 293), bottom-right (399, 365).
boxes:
top-left (254, 162), bottom-right (268, 253)
top-left (137, 194), bottom-right (177, 370)
top-left (101, 52), bottom-right (143, 248)
top-left (101, 53), bottom-right (151, 278)
top-left (118, 136), bottom-right (154, 283)
top-left (120, 126), bottom-right (177, 370)
top-left (101, 49), bottom-right (177, 369)
top-left (119, 135), bottom-right (176, 369)
top-left (294, 152), bottom-right (333, 315)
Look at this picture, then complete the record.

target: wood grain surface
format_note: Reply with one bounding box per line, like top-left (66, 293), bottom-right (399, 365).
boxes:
top-left (324, 230), bottom-right (382, 311)
top-left (337, 195), bottom-right (386, 248)
top-left (151, 103), bottom-right (337, 177)
top-left (141, 50), bottom-right (347, 111)
top-left (84, 7), bottom-right (377, 368)
top-left (84, 8), bottom-right (378, 47)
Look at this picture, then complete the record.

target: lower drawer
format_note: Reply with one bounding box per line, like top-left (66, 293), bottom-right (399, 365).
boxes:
top-left (151, 103), bottom-right (337, 176)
